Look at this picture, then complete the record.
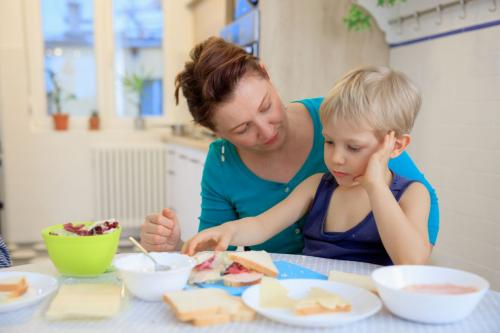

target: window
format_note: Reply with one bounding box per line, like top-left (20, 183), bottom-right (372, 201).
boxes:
top-left (113, 0), bottom-right (164, 118)
top-left (25, 0), bottom-right (169, 130)
top-left (42, 0), bottom-right (96, 117)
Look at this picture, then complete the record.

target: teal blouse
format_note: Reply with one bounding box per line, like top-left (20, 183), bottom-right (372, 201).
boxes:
top-left (199, 97), bottom-right (439, 254)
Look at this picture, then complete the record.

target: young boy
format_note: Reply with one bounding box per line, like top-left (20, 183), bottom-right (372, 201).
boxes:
top-left (182, 66), bottom-right (432, 265)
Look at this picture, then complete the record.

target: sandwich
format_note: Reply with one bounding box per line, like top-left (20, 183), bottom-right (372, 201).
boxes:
top-left (0, 276), bottom-right (28, 300)
top-left (188, 251), bottom-right (227, 284)
top-left (223, 251), bottom-right (278, 286)
top-left (189, 250), bottom-right (278, 287)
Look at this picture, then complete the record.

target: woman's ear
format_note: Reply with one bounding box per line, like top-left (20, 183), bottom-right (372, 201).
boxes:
top-left (390, 134), bottom-right (411, 158)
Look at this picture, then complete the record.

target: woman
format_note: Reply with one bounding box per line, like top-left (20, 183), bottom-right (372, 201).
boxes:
top-left (140, 37), bottom-right (439, 254)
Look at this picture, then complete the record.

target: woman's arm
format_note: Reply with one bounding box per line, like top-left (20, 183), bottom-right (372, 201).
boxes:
top-left (183, 174), bottom-right (323, 255)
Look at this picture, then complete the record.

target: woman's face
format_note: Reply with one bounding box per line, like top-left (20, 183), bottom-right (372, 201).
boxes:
top-left (211, 73), bottom-right (287, 153)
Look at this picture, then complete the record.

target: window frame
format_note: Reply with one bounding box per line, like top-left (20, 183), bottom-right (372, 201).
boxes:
top-left (23, 0), bottom-right (169, 132)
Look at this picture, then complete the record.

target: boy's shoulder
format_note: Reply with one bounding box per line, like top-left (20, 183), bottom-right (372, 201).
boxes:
top-left (397, 176), bottom-right (430, 208)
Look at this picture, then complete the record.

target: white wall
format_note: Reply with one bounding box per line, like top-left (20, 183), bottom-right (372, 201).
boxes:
top-left (382, 3), bottom-right (500, 290)
top-left (0, 0), bottom-right (194, 243)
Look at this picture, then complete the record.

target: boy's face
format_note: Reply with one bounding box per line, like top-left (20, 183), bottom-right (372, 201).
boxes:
top-left (322, 117), bottom-right (383, 187)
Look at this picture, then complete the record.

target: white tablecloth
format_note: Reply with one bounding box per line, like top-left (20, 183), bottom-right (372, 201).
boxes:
top-left (1, 253), bottom-right (500, 333)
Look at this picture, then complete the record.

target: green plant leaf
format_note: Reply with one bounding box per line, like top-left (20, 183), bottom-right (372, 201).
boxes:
top-left (344, 0), bottom-right (406, 31)
top-left (344, 4), bottom-right (372, 32)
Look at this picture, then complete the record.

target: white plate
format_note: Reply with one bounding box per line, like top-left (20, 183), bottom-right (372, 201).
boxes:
top-left (242, 279), bottom-right (381, 328)
top-left (0, 271), bottom-right (58, 313)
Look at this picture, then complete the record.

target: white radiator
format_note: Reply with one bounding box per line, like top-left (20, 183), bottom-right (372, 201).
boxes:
top-left (91, 144), bottom-right (168, 229)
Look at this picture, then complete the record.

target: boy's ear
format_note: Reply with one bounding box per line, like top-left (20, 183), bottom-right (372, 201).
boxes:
top-left (258, 63), bottom-right (270, 79)
top-left (390, 134), bottom-right (411, 158)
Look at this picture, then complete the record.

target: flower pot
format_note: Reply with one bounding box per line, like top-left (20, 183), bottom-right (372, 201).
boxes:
top-left (89, 115), bottom-right (100, 130)
top-left (53, 113), bottom-right (69, 131)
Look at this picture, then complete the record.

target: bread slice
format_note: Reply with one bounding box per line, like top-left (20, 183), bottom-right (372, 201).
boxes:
top-left (228, 251), bottom-right (278, 277)
top-left (220, 295), bottom-right (256, 322)
top-left (163, 288), bottom-right (228, 321)
top-left (0, 277), bottom-right (28, 299)
top-left (163, 288), bottom-right (256, 326)
top-left (190, 294), bottom-right (255, 326)
top-left (328, 270), bottom-right (377, 294)
top-left (46, 284), bottom-right (122, 319)
top-left (223, 272), bottom-right (263, 287)
top-left (192, 313), bottom-right (231, 326)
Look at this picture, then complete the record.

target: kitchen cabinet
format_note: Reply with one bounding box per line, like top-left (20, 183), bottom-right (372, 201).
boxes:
top-left (166, 143), bottom-right (206, 241)
top-left (188, 0), bottom-right (232, 44)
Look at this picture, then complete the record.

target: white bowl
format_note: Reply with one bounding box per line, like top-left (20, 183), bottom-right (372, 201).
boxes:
top-left (114, 252), bottom-right (195, 301)
top-left (372, 265), bottom-right (489, 324)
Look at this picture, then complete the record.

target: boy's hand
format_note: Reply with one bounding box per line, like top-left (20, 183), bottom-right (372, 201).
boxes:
top-left (140, 208), bottom-right (181, 252)
top-left (355, 131), bottom-right (396, 190)
top-left (181, 225), bottom-right (233, 256)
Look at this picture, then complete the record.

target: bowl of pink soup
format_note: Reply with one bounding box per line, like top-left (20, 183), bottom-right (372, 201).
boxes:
top-left (372, 265), bottom-right (489, 324)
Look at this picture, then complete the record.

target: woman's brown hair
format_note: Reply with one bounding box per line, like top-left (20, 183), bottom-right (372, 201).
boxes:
top-left (174, 37), bottom-right (268, 130)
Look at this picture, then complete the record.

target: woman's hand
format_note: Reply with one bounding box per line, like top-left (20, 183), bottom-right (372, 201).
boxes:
top-left (140, 208), bottom-right (181, 252)
top-left (355, 131), bottom-right (396, 190)
top-left (181, 224), bottom-right (234, 256)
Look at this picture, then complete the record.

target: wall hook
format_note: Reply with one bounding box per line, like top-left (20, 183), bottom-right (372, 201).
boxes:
top-left (414, 11), bottom-right (420, 31)
top-left (397, 16), bottom-right (403, 35)
top-left (435, 5), bottom-right (442, 25)
top-left (459, 0), bottom-right (466, 19)
top-left (490, 0), bottom-right (497, 12)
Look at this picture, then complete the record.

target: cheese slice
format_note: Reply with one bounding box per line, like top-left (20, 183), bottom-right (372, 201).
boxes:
top-left (46, 283), bottom-right (122, 319)
top-left (295, 287), bottom-right (351, 315)
top-left (307, 287), bottom-right (350, 310)
top-left (328, 270), bottom-right (377, 293)
top-left (259, 276), bottom-right (295, 309)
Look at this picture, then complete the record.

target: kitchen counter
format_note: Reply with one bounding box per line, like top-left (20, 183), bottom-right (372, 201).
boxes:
top-left (162, 134), bottom-right (214, 152)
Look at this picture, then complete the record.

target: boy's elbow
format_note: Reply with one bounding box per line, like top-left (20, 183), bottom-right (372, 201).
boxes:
top-left (395, 256), bottom-right (428, 265)
top-left (393, 248), bottom-right (432, 265)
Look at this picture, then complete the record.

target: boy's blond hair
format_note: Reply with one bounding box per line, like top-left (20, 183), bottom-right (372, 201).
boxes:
top-left (320, 66), bottom-right (422, 136)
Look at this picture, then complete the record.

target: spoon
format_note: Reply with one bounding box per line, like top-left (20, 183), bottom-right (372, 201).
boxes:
top-left (128, 237), bottom-right (171, 272)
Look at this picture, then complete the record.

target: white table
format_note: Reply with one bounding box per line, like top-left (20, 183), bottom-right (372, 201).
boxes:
top-left (1, 254), bottom-right (500, 333)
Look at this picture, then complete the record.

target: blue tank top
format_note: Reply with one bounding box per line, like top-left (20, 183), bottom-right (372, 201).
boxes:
top-left (303, 172), bottom-right (415, 266)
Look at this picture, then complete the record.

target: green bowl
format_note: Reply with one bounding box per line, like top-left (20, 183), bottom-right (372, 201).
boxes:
top-left (41, 222), bottom-right (121, 277)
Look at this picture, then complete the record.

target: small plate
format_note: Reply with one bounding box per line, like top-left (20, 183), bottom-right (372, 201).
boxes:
top-left (0, 272), bottom-right (58, 313)
top-left (242, 279), bottom-right (381, 327)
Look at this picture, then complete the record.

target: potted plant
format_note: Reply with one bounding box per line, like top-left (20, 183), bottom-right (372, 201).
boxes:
top-left (343, 0), bottom-right (406, 31)
top-left (122, 71), bottom-right (151, 130)
top-left (47, 69), bottom-right (76, 131)
top-left (89, 109), bottom-right (100, 130)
